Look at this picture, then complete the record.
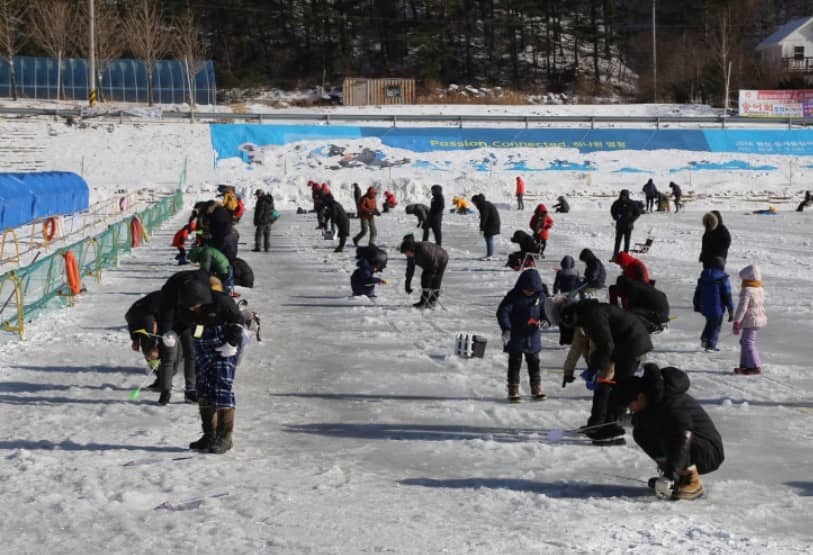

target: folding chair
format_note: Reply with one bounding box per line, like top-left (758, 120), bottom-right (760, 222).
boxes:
top-left (631, 228), bottom-right (655, 254)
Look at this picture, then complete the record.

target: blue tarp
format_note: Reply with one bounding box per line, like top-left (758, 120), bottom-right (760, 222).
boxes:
top-left (0, 172), bottom-right (89, 230)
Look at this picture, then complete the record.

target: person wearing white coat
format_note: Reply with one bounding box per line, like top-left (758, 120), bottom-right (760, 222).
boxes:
top-left (732, 264), bottom-right (767, 375)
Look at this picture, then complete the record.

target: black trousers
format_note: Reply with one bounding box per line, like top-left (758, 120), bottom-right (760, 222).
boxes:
top-left (516, 194), bottom-right (524, 210)
top-left (589, 355), bottom-right (641, 425)
top-left (613, 225), bottom-right (632, 257)
top-left (507, 351), bottom-right (540, 386)
top-left (633, 426), bottom-right (724, 476)
top-left (421, 225), bottom-right (430, 242)
top-left (420, 262), bottom-right (447, 291)
top-left (255, 224), bottom-right (271, 251)
top-left (430, 221), bottom-right (442, 246)
top-left (645, 197), bottom-right (656, 212)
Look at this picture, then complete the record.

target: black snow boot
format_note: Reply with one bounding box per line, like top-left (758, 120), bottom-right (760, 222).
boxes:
top-left (189, 401), bottom-right (217, 451)
top-left (413, 289), bottom-right (430, 308)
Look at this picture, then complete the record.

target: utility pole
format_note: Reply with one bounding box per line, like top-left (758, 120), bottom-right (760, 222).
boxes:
top-left (652, 0), bottom-right (657, 103)
top-left (89, 0), bottom-right (96, 107)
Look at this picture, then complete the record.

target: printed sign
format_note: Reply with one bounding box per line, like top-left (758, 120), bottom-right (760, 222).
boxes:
top-left (738, 89), bottom-right (813, 117)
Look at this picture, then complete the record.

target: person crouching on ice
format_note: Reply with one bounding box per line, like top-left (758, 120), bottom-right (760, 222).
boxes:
top-left (400, 234), bottom-right (448, 309)
top-left (615, 363), bottom-right (724, 500)
top-left (497, 268), bottom-right (549, 402)
top-left (172, 279), bottom-right (246, 454)
top-left (351, 247), bottom-right (388, 298)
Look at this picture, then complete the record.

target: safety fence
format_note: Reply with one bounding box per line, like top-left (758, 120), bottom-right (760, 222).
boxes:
top-left (0, 190), bottom-right (183, 339)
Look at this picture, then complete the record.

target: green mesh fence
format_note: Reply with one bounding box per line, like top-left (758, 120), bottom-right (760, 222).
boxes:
top-left (0, 191), bottom-right (183, 338)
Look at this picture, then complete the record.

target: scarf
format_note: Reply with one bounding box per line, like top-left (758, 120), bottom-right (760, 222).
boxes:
top-left (742, 279), bottom-right (762, 288)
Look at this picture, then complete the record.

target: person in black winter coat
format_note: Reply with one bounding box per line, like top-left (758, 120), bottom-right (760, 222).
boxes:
top-left (559, 299), bottom-right (653, 441)
top-left (506, 230), bottom-right (541, 271)
top-left (471, 193), bottom-right (501, 259)
top-left (642, 179), bottom-right (659, 213)
top-left (797, 190), bottom-right (813, 212)
top-left (400, 234), bottom-right (449, 308)
top-left (253, 190), bottom-right (276, 252)
top-left (553, 255), bottom-right (581, 295)
top-left (579, 248), bottom-right (606, 292)
top-left (553, 195), bottom-right (570, 213)
top-left (699, 211), bottom-right (731, 269)
top-left (615, 364), bottom-right (724, 500)
top-left (175, 279), bottom-right (246, 455)
top-left (669, 182), bottom-right (683, 213)
top-left (125, 290), bottom-right (191, 405)
top-left (206, 201), bottom-right (238, 261)
top-left (429, 184), bottom-right (444, 246)
top-left (405, 203), bottom-right (431, 241)
top-left (610, 189), bottom-right (642, 260)
top-left (351, 247), bottom-right (388, 297)
top-left (352, 183), bottom-right (362, 217)
top-left (613, 275), bottom-right (671, 333)
top-left (322, 195), bottom-right (350, 252)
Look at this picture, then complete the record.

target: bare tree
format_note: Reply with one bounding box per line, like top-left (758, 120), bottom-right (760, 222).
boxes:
top-left (74, 0), bottom-right (124, 103)
top-left (124, 0), bottom-right (171, 105)
top-left (30, 0), bottom-right (74, 100)
top-left (174, 3), bottom-right (208, 107)
top-left (0, 0), bottom-right (26, 100)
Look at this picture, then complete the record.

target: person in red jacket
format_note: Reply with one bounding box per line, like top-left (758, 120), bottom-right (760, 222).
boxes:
top-left (171, 220), bottom-right (197, 265)
top-left (610, 251), bottom-right (653, 307)
top-left (383, 190), bottom-right (397, 213)
top-left (353, 186), bottom-right (380, 246)
top-left (515, 176), bottom-right (526, 210)
top-left (529, 203), bottom-right (554, 257)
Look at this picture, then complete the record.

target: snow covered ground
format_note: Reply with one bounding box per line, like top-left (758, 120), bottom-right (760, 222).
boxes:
top-left (1, 104), bottom-right (812, 552)
top-left (0, 200), bottom-right (812, 553)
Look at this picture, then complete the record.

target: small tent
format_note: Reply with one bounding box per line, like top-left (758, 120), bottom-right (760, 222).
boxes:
top-left (0, 172), bottom-right (89, 230)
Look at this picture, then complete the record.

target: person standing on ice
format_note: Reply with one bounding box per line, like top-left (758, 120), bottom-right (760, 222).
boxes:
top-left (497, 268), bottom-right (548, 402)
top-left (405, 203), bottom-right (431, 241)
top-left (400, 234), bottom-right (448, 309)
top-left (699, 211), bottom-right (731, 269)
top-left (692, 257), bottom-right (734, 352)
top-left (429, 184), bottom-right (444, 246)
top-left (252, 190), bottom-right (276, 253)
top-left (642, 179), bottom-right (659, 213)
top-left (352, 182), bottom-right (362, 217)
top-left (171, 279), bottom-right (246, 454)
top-left (732, 264), bottom-right (767, 375)
top-left (610, 189), bottom-right (641, 261)
top-left (615, 363), bottom-right (724, 500)
top-left (556, 299), bottom-right (653, 443)
top-left (515, 176), bottom-right (525, 210)
top-left (353, 186), bottom-right (380, 246)
top-left (471, 193), bottom-right (501, 260)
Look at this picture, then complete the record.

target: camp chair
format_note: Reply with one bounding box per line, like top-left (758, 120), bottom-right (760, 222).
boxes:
top-left (631, 229), bottom-right (655, 254)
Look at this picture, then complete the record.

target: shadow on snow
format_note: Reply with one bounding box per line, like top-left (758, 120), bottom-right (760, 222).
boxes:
top-left (399, 477), bottom-right (649, 498)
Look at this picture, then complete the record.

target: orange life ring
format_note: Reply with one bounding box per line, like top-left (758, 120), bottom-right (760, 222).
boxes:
top-left (42, 217), bottom-right (57, 242)
top-left (130, 216), bottom-right (143, 248)
top-left (119, 196), bottom-right (128, 212)
top-left (63, 251), bottom-right (81, 295)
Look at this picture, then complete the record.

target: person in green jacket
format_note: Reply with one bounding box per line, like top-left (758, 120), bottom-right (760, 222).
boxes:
top-left (189, 245), bottom-right (234, 294)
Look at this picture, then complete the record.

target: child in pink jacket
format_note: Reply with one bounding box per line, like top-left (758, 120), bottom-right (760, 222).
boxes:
top-left (732, 264), bottom-right (767, 375)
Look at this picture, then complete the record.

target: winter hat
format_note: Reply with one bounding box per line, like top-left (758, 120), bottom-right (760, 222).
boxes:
top-left (614, 251), bottom-right (634, 268)
top-left (178, 279), bottom-right (213, 308)
top-left (431, 184), bottom-right (443, 195)
top-left (535, 203), bottom-right (548, 214)
top-left (579, 248), bottom-right (595, 262)
top-left (405, 204), bottom-right (415, 215)
top-left (703, 212), bottom-right (719, 231)
top-left (619, 189), bottom-right (630, 200)
top-left (366, 186), bottom-right (377, 196)
top-left (510, 230), bottom-right (528, 244)
top-left (560, 255), bottom-right (575, 270)
top-left (544, 294), bottom-right (574, 327)
top-left (399, 233), bottom-right (416, 253)
top-left (739, 264), bottom-right (762, 282)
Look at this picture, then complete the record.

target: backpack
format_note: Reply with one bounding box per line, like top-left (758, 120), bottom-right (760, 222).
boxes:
top-left (232, 257), bottom-right (255, 288)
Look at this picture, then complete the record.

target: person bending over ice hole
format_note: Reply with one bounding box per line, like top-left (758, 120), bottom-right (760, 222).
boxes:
top-left (188, 245), bottom-right (235, 296)
top-left (400, 234), bottom-right (448, 309)
top-left (497, 268), bottom-right (549, 402)
top-left (615, 363), bottom-right (725, 500)
top-left (322, 195), bottom-right (350, 253)
top-left (556, 299), bottom-right (653, 444)
top-left (405, 203), bottom-right (430, 241)
top-left (351, 246), bottom-right (388, 298)
top-left (612, 275), bottom-right (671, 334)
top-left (169, 279), bottom-right (247, 455)
top-left (609, 251), bottom-right (652, 307)
top-left (505, 230), bottom-right (541, 271)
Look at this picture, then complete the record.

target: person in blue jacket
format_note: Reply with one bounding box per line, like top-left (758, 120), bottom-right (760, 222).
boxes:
top-left (496, 268), bottom-right (549, 402)
top-left (692, 256), bottom-right (734, 352)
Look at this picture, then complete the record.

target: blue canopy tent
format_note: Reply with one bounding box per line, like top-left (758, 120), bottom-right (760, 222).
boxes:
top-left (0, 172), bottom-right (89, 230)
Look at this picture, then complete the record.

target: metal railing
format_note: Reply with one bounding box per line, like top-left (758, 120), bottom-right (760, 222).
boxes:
top-left (0, 105), bottom-right (812, 128)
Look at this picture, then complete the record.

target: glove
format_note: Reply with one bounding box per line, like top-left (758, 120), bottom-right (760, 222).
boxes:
top-left (653, 477), bottom-right (675, 499)
top-left (405, 282), bottom-right (413, 294)
top-left (528, 318), bottom-right (539, 328)
top-left (580, 368), bottom-right (598, 391)
top-left (732, 321), bottom-right (741, 335)
top-left (379, 279), bottom-right (388, 285)
top-left (501, 330), bottom-right (511, 346)
top-left (562, 374), bottom-right (576, 388)
top-left (161, 330), bottom-right (178, 348)
top-left (728, 311), bottom-right (734, 322)
top-left (215, 342), bottom-right (238, 358)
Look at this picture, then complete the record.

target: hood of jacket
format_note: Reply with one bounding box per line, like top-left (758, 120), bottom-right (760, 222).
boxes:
top-left (535, 203), bottom-right (548, 214)
top-left (619, 189), bottom-right (630, 200)
top-left (560, 255), bottom-right (575, 270)
top-left (579, 248), bottom-right (597, 263)
top-left (177, 278), bottom-right (213, 307)
top-left (471, 194), bottom-right (485, 208)
top-left (616, 363), bottom-right (689, 405)
top-left (514, 268), bottom-right (545, 293)
top-left (703, 212), bottom-right (719, 231)
top-left (431, 184), bottom-right (443, 196)
top-left (614, 251), bottom-right (635, 268)
top-left (511, 230), bottom-right (532, 244)
top-left (739, 264), bottom-right (762, 281)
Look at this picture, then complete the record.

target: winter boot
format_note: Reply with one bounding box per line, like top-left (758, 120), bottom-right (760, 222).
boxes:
top-left (189, 401), bottom-right (217, 451)
top-left (647, 458), bottom-right (668, 489)
top-left (158, 390), bottom-right (171, 406)
top-left (530, 383), bottom-right (546, 400)
top-left (210, 408), bottom-right (234, 454)
top-left (413, 289), bottom-right (430, 308)
top-left (507, 384), bottom-right (521, 403)
top-left (425, 289), bottom-right (440, 308)
top-left (671, 465), bottom-right (704, 500)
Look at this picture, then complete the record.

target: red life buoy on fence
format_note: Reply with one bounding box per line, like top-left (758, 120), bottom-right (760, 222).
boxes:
top-left (42, 217), bottom-right (57, 242)
top-left (130, 216), bottom-right (143, 248)
top-left (63, 251), bottom-right (81, 295)
top-left (119, 196), bottom-right (128, 212)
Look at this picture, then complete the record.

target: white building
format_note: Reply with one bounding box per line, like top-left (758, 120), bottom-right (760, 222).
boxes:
top-left (756, 16), bottom-right (813, 72)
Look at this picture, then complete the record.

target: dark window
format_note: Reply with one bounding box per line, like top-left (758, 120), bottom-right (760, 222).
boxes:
top-left (794, 46), bottom-right (805, 60)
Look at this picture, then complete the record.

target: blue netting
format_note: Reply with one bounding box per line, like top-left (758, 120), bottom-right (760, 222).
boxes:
top-left (0, 56), bottom-right (216, 104)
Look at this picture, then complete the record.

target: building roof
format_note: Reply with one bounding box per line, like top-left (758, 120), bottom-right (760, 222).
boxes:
top-left (757, 16), bottom-right (813, 50)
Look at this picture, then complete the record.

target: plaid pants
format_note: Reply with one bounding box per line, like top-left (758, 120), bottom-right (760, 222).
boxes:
top-left (193, 326), bottom-right (240, 409)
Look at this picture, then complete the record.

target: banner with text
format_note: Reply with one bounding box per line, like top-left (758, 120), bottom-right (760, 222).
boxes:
top-left (738, 89), bottom-right (813, 117)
